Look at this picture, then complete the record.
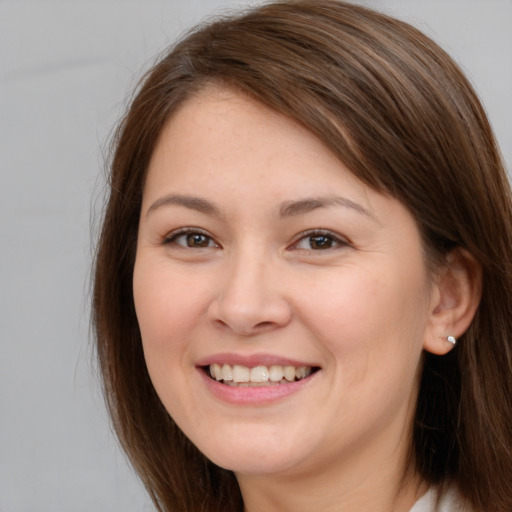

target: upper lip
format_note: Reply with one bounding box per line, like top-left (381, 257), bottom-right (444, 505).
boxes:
top-left (195, 353), bottom-right (320, 368)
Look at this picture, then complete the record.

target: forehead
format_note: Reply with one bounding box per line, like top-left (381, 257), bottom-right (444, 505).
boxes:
top-left (145, 86), bottom-right (367, 199)
top-left (142, 88), bottom-right (423, 244)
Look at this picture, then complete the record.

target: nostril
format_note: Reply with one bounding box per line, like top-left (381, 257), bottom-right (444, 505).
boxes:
top-left (207, 289), bottom-right (292, 335)
top-left (255, 321), bottom-right (274, 329)
top-left (211, 318), bottom-right (278, 337)
top-left (212, 318), bottom-right (230, 330)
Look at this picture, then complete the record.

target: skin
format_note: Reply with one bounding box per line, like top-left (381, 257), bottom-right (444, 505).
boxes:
top-left (132, 87), bottom-right (472, 512)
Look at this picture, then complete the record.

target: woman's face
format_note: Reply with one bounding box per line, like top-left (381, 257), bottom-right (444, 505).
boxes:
top-left (133, 88), bottom-right (438, 479)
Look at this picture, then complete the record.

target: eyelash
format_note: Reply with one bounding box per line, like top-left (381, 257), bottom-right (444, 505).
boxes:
top-left (162, 228), bottom-right (219, 249)
top-left (290, 229), bottom-right (349, 251)
top-left (162, 228), bottom-right (349, 252)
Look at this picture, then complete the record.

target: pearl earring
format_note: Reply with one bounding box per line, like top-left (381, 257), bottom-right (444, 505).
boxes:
top-left (446, 335), bottom-right (456, 345)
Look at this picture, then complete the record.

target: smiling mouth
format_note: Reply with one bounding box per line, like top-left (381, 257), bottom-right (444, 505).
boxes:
top-left (205, 363), bottom-right (319, 387)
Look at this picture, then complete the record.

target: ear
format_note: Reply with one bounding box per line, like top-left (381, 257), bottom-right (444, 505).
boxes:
top-left (424, 248), bottom-right (482, 355)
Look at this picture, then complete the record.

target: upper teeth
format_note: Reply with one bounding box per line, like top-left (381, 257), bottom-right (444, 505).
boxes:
top-left (209, 363), bottom-right (312, 384)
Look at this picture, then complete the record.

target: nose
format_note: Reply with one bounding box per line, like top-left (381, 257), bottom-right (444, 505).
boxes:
top-left (207, 251), bottom-right (292, 336)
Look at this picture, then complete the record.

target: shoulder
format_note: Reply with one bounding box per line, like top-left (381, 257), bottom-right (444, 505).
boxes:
top-left (410, 486), bottom-right (471, 512)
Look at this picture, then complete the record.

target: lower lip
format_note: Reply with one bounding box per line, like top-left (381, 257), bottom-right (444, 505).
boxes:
top-left (198, 369), bottom-right (318, 405)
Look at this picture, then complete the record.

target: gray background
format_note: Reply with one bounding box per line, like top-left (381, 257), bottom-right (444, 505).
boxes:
top-left (1, 1), bottom-right (510, 510)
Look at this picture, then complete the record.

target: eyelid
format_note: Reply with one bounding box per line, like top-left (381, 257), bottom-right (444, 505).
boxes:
top-left (288, 229), bottom-right (350, 251)
top-left (161, 227), bottom-right (349, 251)
top-left (162, 227), bottom-right (220, 248)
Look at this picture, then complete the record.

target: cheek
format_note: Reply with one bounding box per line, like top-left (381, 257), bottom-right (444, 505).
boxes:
top-left (132, 259), bottom-right (211, 420)
top-left (301, 266), bottom-right (429, 431)
top-left (295, 263), bottom-right (430, 379)
top-left (133, 259), bottom-right (209, 361)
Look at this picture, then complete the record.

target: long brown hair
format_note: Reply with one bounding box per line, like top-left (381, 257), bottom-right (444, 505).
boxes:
top-left (93, 1), bottom-right (512, 510)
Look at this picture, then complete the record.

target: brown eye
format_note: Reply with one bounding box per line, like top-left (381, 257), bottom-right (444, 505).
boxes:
top-left (185, 233), bottom-right (211, 247)
top-left (308, 235), bottom-right (335, 250)
top-left (294, 231), bottom-right (347, 251)
top-left (164, 229), bottom-right (218, 248)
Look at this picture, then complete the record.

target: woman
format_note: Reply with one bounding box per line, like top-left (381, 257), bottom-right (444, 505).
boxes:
top-left (93, 1), bottom-right (512, 511)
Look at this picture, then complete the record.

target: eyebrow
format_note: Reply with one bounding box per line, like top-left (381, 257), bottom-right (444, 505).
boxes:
top-left (145, 193), bottom-right (376, 222)
top-left (146, 194), bottom-right (221, 217)
top-left (279, 196), bottom-right (376, 221)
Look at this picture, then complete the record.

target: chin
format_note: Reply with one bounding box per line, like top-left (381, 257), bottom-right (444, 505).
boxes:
top-left (193, 430), bottom-right (310, 476)
top-left (210, 451), bottom-right (301, 476)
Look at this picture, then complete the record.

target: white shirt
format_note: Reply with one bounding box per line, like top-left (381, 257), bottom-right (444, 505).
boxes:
top-left (410, 486), bottom-right (468, 512)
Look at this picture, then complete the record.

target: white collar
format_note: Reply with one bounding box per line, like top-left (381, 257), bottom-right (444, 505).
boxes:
top-left (409, 486), bottom-right (467, 512)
